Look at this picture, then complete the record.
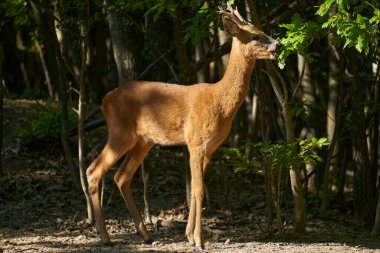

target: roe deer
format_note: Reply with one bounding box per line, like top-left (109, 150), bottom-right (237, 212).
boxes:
top-left (86, 5), bottom-right (281, 251)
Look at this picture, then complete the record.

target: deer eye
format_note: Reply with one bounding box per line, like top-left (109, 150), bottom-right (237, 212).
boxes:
top-left (252, 35), bottom-right (260, 41)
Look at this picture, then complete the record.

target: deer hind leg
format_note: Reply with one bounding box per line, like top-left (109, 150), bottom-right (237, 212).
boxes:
top-left (185, 147), bottom-right (208, 250)
top-left (114, 139), bottom-right (154, 243)
top-left (87, 136), bottom-right (137, 244)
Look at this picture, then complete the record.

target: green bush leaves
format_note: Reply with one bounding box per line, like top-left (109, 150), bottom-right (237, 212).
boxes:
top-left (278, 0), bottom-right (380, 68)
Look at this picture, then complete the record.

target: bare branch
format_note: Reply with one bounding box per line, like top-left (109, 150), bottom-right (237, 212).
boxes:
top-left (189, 41), bottom-right (231, 75)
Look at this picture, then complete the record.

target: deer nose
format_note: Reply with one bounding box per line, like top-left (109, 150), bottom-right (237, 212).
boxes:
top-left (275, 43), bottom-right (282, 51)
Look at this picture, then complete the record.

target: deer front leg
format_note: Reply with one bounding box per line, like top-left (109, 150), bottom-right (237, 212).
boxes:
top-left (186, 148), bottom-right (206, 251)
top-left (114, 140), bottom-right (154, 244)
top-left (186, 157), bottom-right (211, 246)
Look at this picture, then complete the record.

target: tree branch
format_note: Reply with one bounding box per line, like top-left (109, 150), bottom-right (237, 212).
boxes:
top-left (189, 41), bottom-right (231, 75)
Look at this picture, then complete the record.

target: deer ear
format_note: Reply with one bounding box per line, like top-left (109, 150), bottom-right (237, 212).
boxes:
top-left (222, 16), bottom-right (240, 37)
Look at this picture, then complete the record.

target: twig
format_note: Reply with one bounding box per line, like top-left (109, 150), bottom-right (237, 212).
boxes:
top-left (189, 41), bottom-right (231, 75)
top-left (136, 46), bottom-right (176, 80)
top-left (124, 13), bottom-right (180, 82)
top-left (48, 9), bottom-right (83, 39)
top-left (15, 249), bottom-right (40, 252)
top-left (270, 62), bottom-right (289, 102)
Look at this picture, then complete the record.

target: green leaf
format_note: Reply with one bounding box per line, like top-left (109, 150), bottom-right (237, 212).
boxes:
top-left (370, 9), bottom-right (380, 24)
top-left (227, 0), bottom-right (235, 5)
top-left (356, 34), bottom-right (364, 52)
top-left (278, 14), bottom-right (321, 68)
top-left (316, 0), bottom-right (336, 16)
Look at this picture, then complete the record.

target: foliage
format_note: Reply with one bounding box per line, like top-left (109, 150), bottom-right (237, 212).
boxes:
top-left (278, 14), bottom-right (321, 69)
top-left (0, 175), bottom-right (10, 187)
top-left (184, 2), bottom-right (218, 45)
top-left (108, 0), bottom-right (220, 46)
top-left (0, 0), bottom-right (29, 26)
top-left (223, 138), bottom-right (329, 232)
top-left (298, 137), bottom-right (330, 165)
top-left (317, 0), bottom-right (380, 55)
top-left (18, 102), bottom-right (77, 145)
top-left (291, 100), bottom-right (318, 121)
top-left (223, 138), bottom-right (329, 175)
top-left (278, 0), bottom-right (380, 68)
top-left (221, 143), bottom-right (261, 174)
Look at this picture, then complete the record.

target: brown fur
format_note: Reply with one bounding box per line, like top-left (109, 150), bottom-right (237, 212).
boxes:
top-left (86, 8), bottom-right (281, 250)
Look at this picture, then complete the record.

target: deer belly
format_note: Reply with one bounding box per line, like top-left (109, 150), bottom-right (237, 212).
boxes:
top-left (137, 119), bottom-right (186, 145)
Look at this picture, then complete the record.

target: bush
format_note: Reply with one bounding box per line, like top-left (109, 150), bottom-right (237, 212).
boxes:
top-left (18, 102), bottom-right (77, 150)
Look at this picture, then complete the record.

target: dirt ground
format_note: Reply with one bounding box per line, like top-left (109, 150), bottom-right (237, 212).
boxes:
top-left (1, 100), bottom-right (380, 253)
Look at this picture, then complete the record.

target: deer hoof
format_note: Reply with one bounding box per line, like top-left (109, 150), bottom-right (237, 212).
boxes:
top-left (187, 235), bottom-right (195, 246)
top-left (194, 245), bottom-right (205, 252)
top-left (144, 239), bottom-right (154, 245)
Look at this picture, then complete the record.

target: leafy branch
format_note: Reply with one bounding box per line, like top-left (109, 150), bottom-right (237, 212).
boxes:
top-left (278, 0), bottom-right (380, 68)
top-left (223, 138), bottom-right (330, 175)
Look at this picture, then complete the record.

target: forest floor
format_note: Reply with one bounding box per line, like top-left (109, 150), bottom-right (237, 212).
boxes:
top-left (1, 99), bottom-right (380, 253)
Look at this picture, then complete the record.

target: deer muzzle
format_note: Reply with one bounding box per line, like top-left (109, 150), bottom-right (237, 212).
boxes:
top-left (269, 42), bottom-right (282, 59)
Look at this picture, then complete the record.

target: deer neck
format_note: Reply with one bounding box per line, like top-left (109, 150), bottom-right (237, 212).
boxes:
top-left (217, 37), bottom-right (256, 118)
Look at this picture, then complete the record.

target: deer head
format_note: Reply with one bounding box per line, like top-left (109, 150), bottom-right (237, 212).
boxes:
top-left (219, 5), bottom-right (281, 60)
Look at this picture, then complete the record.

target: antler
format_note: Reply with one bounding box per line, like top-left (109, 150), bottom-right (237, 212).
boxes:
top-left (218, 4), bottom-right (248, 25)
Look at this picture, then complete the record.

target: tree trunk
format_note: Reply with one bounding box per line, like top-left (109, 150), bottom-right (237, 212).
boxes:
top-left (29, 0), bottom-right (58, 99)
top-left (348, 49), bottom-right (374, 225)
top-left (370, 59), bottom-right (380, 235)
top-left (33, 36), bottom-right (53, 97)
top-left (0, 37), bottom-right (3, 176)
top-left (297, 54), bottom-right (316, 193)
top-left (88, 24), bottom-right (108, 103)
top-left (256, 63), bottom-right (273, 225)
top-left (372, 190), bottom-right (380, 237)
top-left (266, 61), bottom-right (306, 233)
top-left (78, 0), bottom-right (93, 223)
top-left (320, 45), bottom-right (342, 212)
top-left (370, 64), bottom-right (379, 187)
top-left (105, 0), bottom-right (137, 84)
top-left (50, 6), bottom-right (79, 189)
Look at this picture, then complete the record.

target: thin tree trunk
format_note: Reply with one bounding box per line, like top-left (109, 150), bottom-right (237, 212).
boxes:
top-left (105, 0), bottom-right (136, 84)
top-left (349, 49), bottom-right (374, 225)
top-left (370, 63), bottom-right (380, 236)
top-left (370, 63), bottom-right (379, 190)
top-left (257, 65), bottom-right (273, 226)
top-left (0, 38), bottom-right (3, 176)
top-left (371, 190), bottom-right (380, 237)
top-left (195, 42), bottom-right (207, 83)
top-left (33, 35), bottom-right (53, 97)
top-left (320, 47), bottom-right (342, 211)
top-left (78, 0), bottom-right (93, 223)
top-left (297, 54), bottom-right (316, 193)
top-left (274, 167), bottom-right (284, 234)
top-left (266, 61), bottom-right (306, 232)
top-left (248, 1), bottom-right (305, 231)
top-left (29, 0), bottom-right (59, 99)
top-left (51, 6), bottom-right (79, 189)
top-left (88, 24), bottom-right (107, 103)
